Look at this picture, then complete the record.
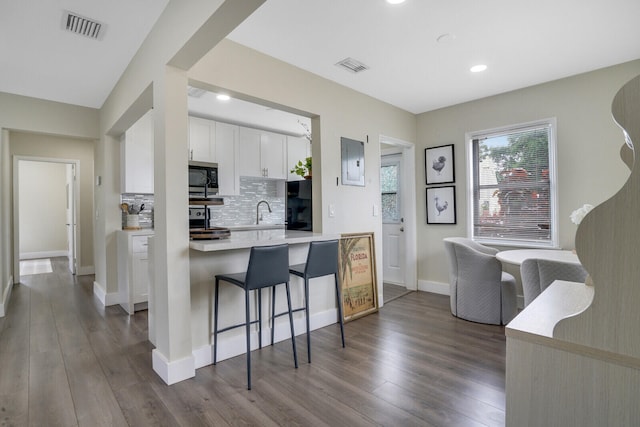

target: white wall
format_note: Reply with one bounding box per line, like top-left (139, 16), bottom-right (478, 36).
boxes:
top-left (18, 161), bottom-right (67, 257)
top-left (416, 59), bottom-right (640, 291)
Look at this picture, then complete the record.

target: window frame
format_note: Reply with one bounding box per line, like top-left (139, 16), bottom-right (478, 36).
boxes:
top-left (465, 118), bottom-right (559, 248)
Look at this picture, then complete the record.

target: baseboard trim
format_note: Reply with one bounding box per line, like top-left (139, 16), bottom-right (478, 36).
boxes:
top-left (93, 281), bottom-right (120, 307)
top-left (192, 308), bottom-right (341, 370)
top-left (152, 349), bottom-right (196, 385)
top-left (77, 265), bottom-right (95, 276)
top-left (0, 276), bottom-right (13, 317)
top-left (418, 280), bottom-right (450, 295)
top-left (20, 250), bottom-right (68, 260)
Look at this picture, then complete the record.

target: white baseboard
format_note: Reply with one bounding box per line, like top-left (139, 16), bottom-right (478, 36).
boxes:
top-left (77, 265), bottom-right (95, 276)
top-left (93, 281), bottom-right (121, 307)
top-left (20, 250), bottom-right (68, 260)
top-left (192, 308), bottom-right (340, 371)
top-left (152, 349), bottom-right (196, 385)
top-left (418, 280), bottom-right (450, 295)
top-left (0, 276), bottom-right (13, 317)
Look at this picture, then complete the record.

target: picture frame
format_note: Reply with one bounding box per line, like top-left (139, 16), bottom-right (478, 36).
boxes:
top-left (425, 144), bottom-right (455, 185)
top-left (426, 186), bottom-right (457, 224)
top-left (338, 232), bottom-right (379, 322)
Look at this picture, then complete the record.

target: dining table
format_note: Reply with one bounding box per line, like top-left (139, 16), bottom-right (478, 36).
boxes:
top-left (496, 249), bottom-right (580, 267)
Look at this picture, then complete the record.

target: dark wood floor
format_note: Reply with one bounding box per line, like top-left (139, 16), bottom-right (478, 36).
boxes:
top-left (0, 257), bottom-right (506, 426)
top-left (383, 282), bottom-right (413, 303)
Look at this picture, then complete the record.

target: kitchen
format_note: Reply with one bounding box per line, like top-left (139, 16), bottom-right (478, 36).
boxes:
top-left (118, 88), bottom-right (338, 379)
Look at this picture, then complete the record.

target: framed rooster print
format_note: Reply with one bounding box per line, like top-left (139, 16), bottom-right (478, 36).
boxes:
top-left (426, 186), bottom-right (456, 224)
top-left (425, 144), bottom-right (455, 185)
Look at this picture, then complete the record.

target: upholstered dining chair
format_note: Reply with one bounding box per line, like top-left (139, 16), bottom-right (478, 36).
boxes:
top-left (520, 258), bottom-right (588, 308)
top-left (443, 237), bottom-right (517, 325)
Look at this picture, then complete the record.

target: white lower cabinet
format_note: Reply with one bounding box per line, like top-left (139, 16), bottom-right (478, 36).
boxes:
top-left (118, 230), bottom-right (153, 315)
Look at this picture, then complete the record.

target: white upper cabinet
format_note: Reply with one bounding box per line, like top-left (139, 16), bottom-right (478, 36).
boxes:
top-left (287, 135), bottom-right (311, 181)
top-left (121, 109), bottom-right (154, 194)
top-left (214, 121), bottom-right (240, 196)
top-left (188, 116), bottom-right (215, 163)
top-left (238, 127), bottom-right (287, 179)
top-left (188, 117), bottom-right (239, 195)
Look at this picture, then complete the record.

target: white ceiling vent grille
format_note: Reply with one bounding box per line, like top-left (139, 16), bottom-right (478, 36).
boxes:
top-left (335, 57), bottom-right (369, 73)
top-left (62, 10), bottom-right (104, 40)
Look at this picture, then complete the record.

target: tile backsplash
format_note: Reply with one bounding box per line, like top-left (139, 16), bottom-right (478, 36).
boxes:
top-left (121, 194), bottom-right (154, 229)
top-left (121, 177), bottom-right (285, 229)
top-left (209, 177), bottom-right (285, 227)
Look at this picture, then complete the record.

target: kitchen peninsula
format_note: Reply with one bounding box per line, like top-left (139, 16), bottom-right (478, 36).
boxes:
top-left (150, 228), bottom-right (341, 379)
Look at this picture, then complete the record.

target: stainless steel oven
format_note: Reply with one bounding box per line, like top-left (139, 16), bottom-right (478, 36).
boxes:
top-left (188, 161), bottom-right (219, 196)
top-left (189, 206), bottom-right (210, 229)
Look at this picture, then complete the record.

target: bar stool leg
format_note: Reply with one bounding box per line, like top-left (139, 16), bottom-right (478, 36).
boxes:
top-left (334, 273), bottom-right (345, 348)
top-left (214, 278), bottom-right (220, 365)
top-left (245, 290), bottom-right (252, 390)
top-left (270, 285), bottom-right (276, 345)
top-left (258, 289), bottom-right (263, 349)
top-left (304, 278), bottom-right (311, 362)
top-left (285, 281), bottom-right (299, 368)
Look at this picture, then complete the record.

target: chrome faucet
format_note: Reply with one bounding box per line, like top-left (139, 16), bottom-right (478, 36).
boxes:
top-left (256, 200), bottom-right (272, 224)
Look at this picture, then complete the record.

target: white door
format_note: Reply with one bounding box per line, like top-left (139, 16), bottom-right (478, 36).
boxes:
top-left (381, 154), bottom-right (405, 285)
top-left (66, 164), bottom-right (77, 274)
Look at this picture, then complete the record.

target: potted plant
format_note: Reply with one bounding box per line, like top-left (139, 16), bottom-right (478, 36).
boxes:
top-left (291, 156), bottom-right (312, 179)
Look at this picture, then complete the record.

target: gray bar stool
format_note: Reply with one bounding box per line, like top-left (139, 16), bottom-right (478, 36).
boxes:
top-left (271, 239), bottom-right (345, 363)
top-left (214, 243), bottom-right (298, 390)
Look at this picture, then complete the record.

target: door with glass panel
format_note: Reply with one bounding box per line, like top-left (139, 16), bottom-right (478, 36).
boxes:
top-left (381, 154), bottom-right (405, 285)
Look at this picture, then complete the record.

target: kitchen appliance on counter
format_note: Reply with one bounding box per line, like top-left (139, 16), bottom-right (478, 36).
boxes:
top-left (188, 160), bottom-right (219, 196)
top-left (286, 180), bottom-right (312, 231)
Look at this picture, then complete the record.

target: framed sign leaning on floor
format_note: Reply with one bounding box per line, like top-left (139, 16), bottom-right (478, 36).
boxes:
top-left (339, 232), bottom-right (379, 322)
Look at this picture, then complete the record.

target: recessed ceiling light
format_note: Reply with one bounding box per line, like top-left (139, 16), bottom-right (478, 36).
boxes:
top-left (386, 0), bottom-right (406, 4)
top-left (216, 94), bottom-right (231, 101)
top-left (470, 64), bottom-right (488, 73)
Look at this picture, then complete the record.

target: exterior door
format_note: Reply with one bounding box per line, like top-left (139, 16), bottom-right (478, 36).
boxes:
top-left (381, 154), bottom-right (405, 285)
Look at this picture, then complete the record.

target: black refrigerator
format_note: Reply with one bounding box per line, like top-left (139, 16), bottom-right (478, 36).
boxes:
top-left (286, 180), bottom-right (312, 231)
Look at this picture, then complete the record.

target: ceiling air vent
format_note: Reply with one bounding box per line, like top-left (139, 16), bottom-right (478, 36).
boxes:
top-left (335, 57), bottom-right (369, 74)
top-left (62, 10), bottom-right (105, 40)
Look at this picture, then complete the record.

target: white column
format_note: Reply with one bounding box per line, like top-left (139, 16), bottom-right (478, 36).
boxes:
top-left (151, 65), bottom-right (194, 384)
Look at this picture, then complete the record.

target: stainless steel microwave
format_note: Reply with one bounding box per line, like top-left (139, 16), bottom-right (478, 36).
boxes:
top-left (188, 161), bottom-right (219, 196)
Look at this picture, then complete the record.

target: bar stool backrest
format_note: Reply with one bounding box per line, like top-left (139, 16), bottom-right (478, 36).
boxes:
top-left (245, 244), bottom-right (290, 290)
top-left (305, 240), bottom-right (339, 279)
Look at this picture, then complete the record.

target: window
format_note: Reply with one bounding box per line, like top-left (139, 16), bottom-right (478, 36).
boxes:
top-left (381, 155), bottom-right (401, 223)
top-left (467, 119), bottom-right (558, 247)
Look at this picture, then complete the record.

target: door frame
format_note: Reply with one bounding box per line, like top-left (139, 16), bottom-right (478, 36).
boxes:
top-left (12, 155), bottom-right (81, 283)
top-left (380, 135), bottom-right (417, 291)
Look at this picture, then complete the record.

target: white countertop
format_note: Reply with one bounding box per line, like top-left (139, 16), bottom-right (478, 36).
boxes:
top-left (118, 228), bottom-right (154, 236)
top-left (506, 280), bottom-right (593, 338)
top-left (189, 229), bottom-right (339, 252)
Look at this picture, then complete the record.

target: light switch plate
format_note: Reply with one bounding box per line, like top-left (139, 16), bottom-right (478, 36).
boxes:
top-left (373, 203), bottom-right (379, 216)
top-left (329, 204), bottom-right (335, 218)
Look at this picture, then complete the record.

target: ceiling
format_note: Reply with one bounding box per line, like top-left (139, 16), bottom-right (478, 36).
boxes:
top-left (2, 0), bottom-right (640, 116)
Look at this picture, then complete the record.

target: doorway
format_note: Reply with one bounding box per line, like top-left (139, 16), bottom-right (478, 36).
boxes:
top-left (13, 156), bottom-right (79, 283)
top-left (380, 135), bottom-right (417, 298)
